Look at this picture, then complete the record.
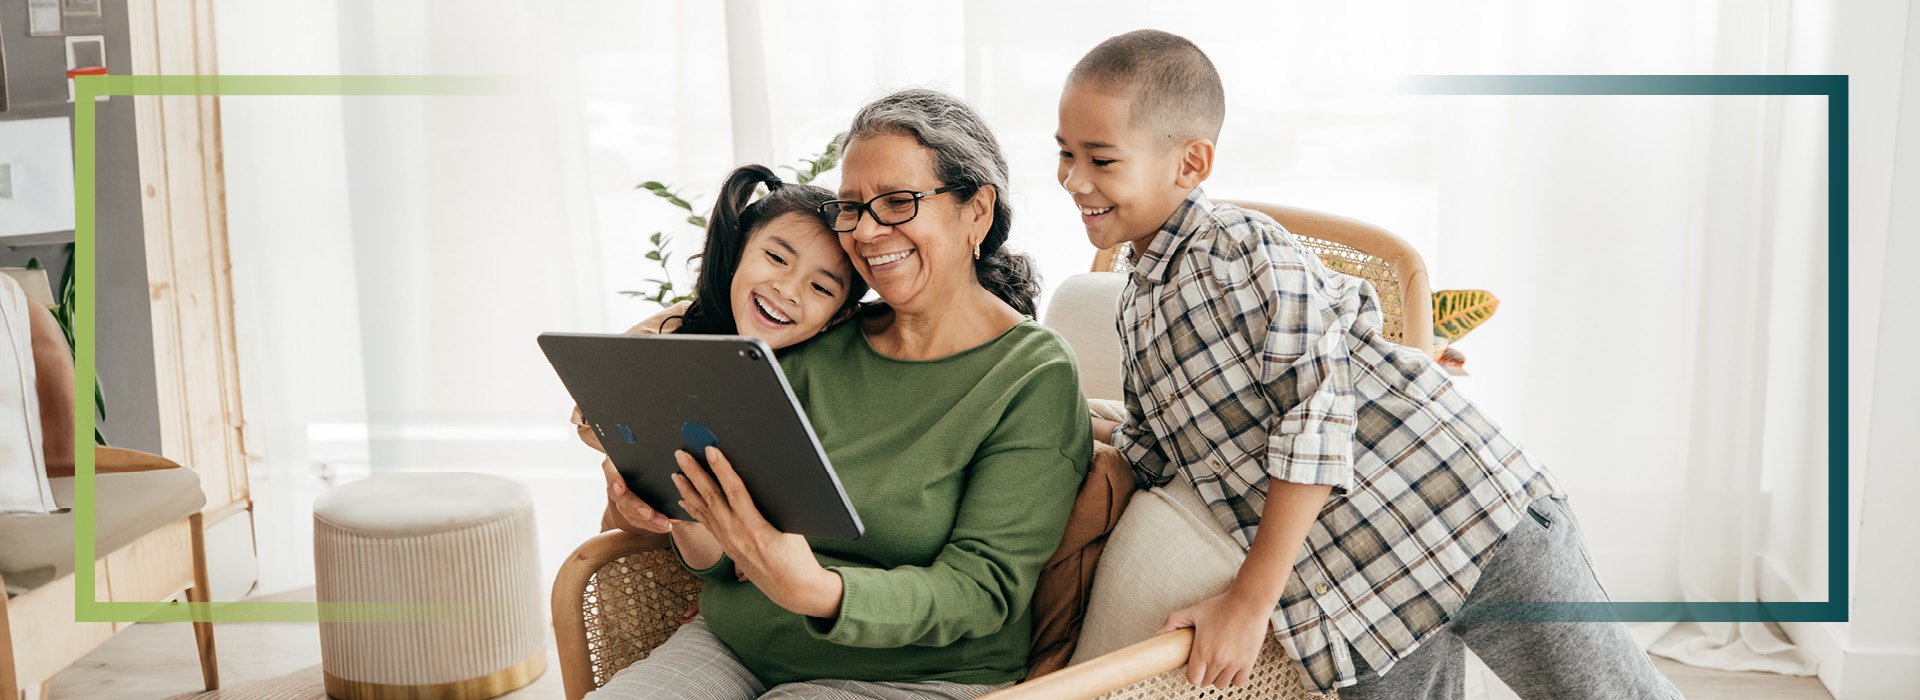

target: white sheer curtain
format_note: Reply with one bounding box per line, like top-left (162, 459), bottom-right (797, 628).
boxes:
top-left (217, 0), bottom-right (1836, 676)
top-left (1401, 2), bottom-right (1824, 676)
top-left (218, 0), bottom-right (737, 592)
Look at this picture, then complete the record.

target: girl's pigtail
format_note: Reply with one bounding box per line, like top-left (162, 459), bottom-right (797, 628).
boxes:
top-left (676, 165), bottom-right (784, 335)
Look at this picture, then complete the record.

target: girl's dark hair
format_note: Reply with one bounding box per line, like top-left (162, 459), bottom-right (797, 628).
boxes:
top-left (672, 164), bottom-right (866, 336)
top-left (845, 89), bottom-right (1042, 317)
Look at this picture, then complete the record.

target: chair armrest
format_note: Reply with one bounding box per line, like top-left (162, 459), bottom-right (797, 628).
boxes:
top-left (551, 529), bottom-right (699, 700)
top-left (985, 630), bottom-right (1193, 700)
top-left (96, 446), bottom-right (185, 473)
top-left (986, 629), bottom-right (1333, 700)
top-left (45, 447), bottom-right (188, 480)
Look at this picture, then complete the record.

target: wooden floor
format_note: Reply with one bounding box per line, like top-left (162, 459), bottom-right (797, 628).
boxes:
top-left (1465, 649), bottom-right (1831, 700)
top-left (48, 620), bottom-right (567, 700)
top-left (46, 588), bottom-right (1833, 700)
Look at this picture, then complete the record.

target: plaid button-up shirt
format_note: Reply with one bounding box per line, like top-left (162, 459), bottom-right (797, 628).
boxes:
top-left (1113, 188), bottom-right (1563, 692)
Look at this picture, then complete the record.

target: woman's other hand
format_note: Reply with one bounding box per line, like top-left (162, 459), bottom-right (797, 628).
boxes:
top-left (673, 447), bottom-right (844, 619)
top-left (602, 456), bottom-right (726, 569)
top-left (601, 457), bottom-right (672, 533)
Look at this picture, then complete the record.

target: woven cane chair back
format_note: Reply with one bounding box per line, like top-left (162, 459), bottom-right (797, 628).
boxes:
top-left (1091, 200), bottom-right (1432, 353)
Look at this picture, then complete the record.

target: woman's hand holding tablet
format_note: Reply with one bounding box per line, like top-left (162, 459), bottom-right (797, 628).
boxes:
top-left (599, 456), bottom-right (725, 570)
top-left (599, 456), bottom-right (671, 533)
top-left (672, 446), bottom-right (845, 620)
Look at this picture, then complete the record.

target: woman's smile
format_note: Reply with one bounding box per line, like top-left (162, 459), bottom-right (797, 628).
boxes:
top-left (864, 249), bottom-right (916, 272)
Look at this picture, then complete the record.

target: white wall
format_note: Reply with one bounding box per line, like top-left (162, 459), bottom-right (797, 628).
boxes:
top-left (1758, 1), bottom-right (1920, 698)
top-left (1840, 0), bottom-right (1920, 694)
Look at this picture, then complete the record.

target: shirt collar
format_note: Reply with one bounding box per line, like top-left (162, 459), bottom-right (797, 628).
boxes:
top-left (1132, 187), bottom-right (1213, 285)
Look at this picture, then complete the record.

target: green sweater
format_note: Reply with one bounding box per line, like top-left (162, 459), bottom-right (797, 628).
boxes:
top-left (686, 317), bottom-right (1091, 686)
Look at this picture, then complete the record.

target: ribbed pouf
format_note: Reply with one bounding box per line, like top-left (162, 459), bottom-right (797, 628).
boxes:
top-left (313, 472), bottom-right (544, 700)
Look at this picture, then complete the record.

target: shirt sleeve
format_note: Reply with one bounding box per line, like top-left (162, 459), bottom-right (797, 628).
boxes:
top-left (1113, 365), bottom-right (1173, 489)
top-left (1246, 229), bottom-right (1363, 492)
top-left (1111, 314), bottom-right (1173, 489)
top-left (805, 357), bottom-right (1091, 649)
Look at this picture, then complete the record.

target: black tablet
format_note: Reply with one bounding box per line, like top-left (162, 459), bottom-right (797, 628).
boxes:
top-left (538, 332), bottom-right (863, 541)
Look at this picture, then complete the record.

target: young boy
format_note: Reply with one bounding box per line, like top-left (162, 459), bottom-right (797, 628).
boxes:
top-left (1058, 30), bottom-right (1683, 699)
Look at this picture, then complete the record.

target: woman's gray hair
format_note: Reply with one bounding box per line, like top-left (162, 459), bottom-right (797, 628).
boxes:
top-left (845, 88), bottom-right (1041, 317)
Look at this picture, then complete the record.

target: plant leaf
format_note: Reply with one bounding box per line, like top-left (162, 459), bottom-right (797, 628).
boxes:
top-left (25, 258), bottom-right (39, 270)
top-left (645, 251), bottom-right (661, 261)
top-left (639, 181), bottom-right (695, 211)
top-left (649, 232), bottom-right (662, 245)
top-left (1432, 289), bottom-right (1500, 343)
top-left (687, 215), bottom-right (707, 229)
top-left (788, 133), bottom-right (846, 185)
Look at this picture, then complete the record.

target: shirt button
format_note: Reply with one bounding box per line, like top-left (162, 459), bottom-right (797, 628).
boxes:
top-left (1314, 582), bottom-right (1331, 596)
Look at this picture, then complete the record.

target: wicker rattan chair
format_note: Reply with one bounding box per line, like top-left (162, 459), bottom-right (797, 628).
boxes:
top-left (551, 201), bottom-right (1429, 700)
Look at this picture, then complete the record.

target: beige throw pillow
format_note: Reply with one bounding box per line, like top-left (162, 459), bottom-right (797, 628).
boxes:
top-left (1, 273), bottom-right (56, 515)
top-left (1068, 473), bottom-right (1247, 664)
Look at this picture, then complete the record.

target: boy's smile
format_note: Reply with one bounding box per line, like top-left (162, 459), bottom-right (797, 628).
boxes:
top-left (1056, 84), bottom-right (1196, 256)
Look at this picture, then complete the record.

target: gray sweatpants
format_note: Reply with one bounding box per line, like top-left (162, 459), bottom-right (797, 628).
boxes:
top-left (584, 617), bottom-right (1014, 700)
top-left (1337, 496), bottom-right (1686, 700)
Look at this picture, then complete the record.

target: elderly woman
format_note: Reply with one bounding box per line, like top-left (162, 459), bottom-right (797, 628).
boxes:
top-left (589, 88), bottom-right (1092, 700)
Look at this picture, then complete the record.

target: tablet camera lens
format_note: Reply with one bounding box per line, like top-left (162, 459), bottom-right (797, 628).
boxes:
top-left (746, 348), bottom-right (763, 361)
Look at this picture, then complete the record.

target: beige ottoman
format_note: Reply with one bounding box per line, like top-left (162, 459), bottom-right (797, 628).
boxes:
top-left (313, 472), bottom-right (545, 700)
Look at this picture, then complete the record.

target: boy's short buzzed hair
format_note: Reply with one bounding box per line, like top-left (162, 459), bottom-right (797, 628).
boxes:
top-left (1067, 29), bottom-right (1225, 149)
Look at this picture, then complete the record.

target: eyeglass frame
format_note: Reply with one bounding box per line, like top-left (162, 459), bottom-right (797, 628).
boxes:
top-left (819, 184), bottom-right (967, 233)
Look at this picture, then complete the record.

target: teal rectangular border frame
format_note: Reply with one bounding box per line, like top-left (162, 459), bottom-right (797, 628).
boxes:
top-left (71, 75), bottom-right (518, 623)
top-left (1403, 75), bottom-right (1847, 623)
top-left (72, 75), bottom-right (1845, 624)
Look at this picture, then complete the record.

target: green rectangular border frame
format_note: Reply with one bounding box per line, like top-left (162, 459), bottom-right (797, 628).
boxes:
top-left (72, 74), bottom-right (1845, 624)
top-left (71, 75), bottom-right (517, 623)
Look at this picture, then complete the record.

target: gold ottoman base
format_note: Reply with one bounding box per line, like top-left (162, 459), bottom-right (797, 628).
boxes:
top-left (324, 651), bottom-right (545, 700)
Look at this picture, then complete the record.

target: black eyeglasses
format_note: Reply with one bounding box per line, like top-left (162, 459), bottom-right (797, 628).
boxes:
top-left (819, 185), bottom-right (965, 233)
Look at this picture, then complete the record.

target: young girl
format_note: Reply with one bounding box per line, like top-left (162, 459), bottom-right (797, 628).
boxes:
top-left (571, 163), bottom-right (866, 458)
